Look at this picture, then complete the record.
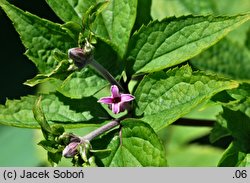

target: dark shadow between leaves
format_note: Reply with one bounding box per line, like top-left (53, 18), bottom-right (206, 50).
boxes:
top-left (53, 92), bottom-right (111, 124)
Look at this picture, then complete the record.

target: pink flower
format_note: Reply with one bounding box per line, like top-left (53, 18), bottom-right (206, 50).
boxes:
top-left (62, 142), bottom-right (79, 158)
top-left (98, 85), bottom-right (135, 114)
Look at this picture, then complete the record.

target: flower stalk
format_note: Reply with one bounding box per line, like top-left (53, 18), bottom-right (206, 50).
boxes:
top-left (88, 59), bottom-right (125, 92)
top-left (81, 120), bottom-right (120, 142)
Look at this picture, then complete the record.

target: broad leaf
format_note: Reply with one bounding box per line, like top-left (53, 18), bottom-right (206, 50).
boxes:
top-left (0, 93), bottom-right (110, 128)
top-left (57, 68), bottom-right (108, 99)
top-left (151, 0), bottom-right (216, 19)
top-left (92, 119), bottom-right (167, 167)
top-left (0, 0), bottom-right (77, 73)
top-left (134, 64), bottom-right (238, 131)
top-left (191, 38), bottom-right (250, 80)
top-left (45, 0), bottom-right (82, 24)
top-left (218, 142), bottom-right (248, 167)
top-left (91, 0), bottom-right (138, 58)
top-left (24, 60), bottom-right (71, 87)
top-left (25, 40), bottom-right (122, 99)
top-left (126, 14), bottom-right (250, 75)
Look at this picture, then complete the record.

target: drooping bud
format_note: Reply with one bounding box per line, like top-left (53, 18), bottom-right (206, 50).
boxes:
top-left (68, 48), bottom-right (89, 69)
top-left (62, 141), bottom-right (80, 158)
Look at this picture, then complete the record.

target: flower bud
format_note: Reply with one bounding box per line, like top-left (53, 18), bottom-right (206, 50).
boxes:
top-left (62, 141), bottom-right (80, 158)
top-left (68, 48), bottom-right (89, 68)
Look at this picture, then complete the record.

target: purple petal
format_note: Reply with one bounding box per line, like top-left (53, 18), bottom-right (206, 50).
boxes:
top-left (98, 97), bottom-right (113, 104)
top-left (112, 103), bottom-right (120, 114)
top-left (62, 142), bottom-right (79, 158)
top-left (111, 85), bottom-right (120, 98)
top-left (120, 94), bottom-right (135, 102)
top-left (119, 102), bottom-right (128, 112)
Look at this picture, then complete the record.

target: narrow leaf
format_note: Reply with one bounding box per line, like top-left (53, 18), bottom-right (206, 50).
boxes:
top-left (127, 14), bottom-right (250, 75)
top-left (0, 93), bottom-right (109, 129)
top-left (92, 119), bottom-right (167, 167)
top-left (33, 96), bottom-right (52, 139)
top-left (0, 1), bottom-right (77, 73)
top-left (134, 64), bottom-right (238, 131)
top-left (191, 38), bottom-right (250, 80)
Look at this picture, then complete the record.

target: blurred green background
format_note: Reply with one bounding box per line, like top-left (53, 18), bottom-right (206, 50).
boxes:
top-left (0, 0), bottom-right (249, 166)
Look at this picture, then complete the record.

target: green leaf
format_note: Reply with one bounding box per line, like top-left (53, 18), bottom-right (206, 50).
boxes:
top-left (191, 38), bottom-right (250, 80)
top-left (56, 0), bottom-right (137, 58)
top-left (25, 60), bottom-right (71, 87)
top-left (91, 0), bottom-right (138, 58)
top-left (132, 0), bottom-right (152, 32)
top-left (45, 0), bottom-right (82, 24)
top-left (57, 68), bottom-right (108, 99)
top-left (151, 0), bottom-right (216, 19)
top-left (219, 107), bottom-right (250, 153)
top-left (126, 14), bottom-right (250, 75)
top-left (93, 39), bottom-right (123, 77)
top-left (209, 120), bottom-right (230, 144)
top-left (218, 142), bottom-right (248, 167)
top-left (92, 119), bottom-right (167, 167)
top-left (0, 93), bottom-right (109, 129)
top-left (215, 83), bottom-right (250, 118)
top-left (246, 28), bottom-right (250, 49)
top-left (45, 0), bottom-right (105, 26)
top-left (134, 64), bottom-right (238, 131)
top-left (0, 0), bottom-right (77, 73)
top-left (33, 96), bottom-right (52, 139)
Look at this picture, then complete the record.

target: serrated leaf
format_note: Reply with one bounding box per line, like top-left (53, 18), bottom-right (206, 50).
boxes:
top-left (191, 38), bottom-right (250, 80)
top-left (91, 0), bottom-right (138, 58)
top-left (0, 1), bottom-right (77, 73)
top-left (0, 93), bottom-right (109, 128)
top-left (25, 60), bottom-right (71, 87)
top-left (126, 14), bottom-right (250, 75)
top-left (92, 119), bottom-right (167, 167)
top-left (134, 64), bottom-right (238, 131)
top-left (57, 67), bottom-right (108, 99)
